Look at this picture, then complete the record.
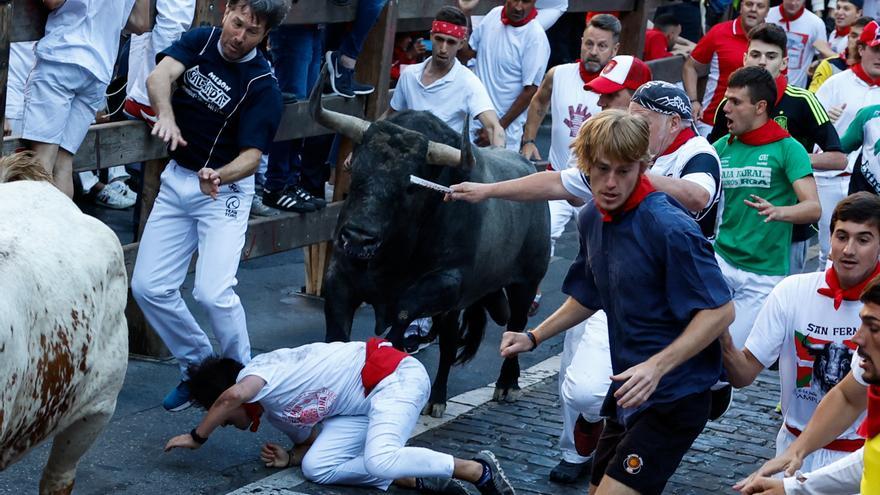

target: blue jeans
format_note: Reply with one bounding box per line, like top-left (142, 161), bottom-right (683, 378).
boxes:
top-left (339, 0), bottom-right (389, 60)
top-left (266, 26), bottom-right (324, 193)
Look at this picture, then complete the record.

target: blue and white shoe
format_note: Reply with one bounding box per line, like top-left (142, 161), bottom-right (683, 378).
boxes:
top-left (163, 381), bottom-right (192, 412)
top-left (325, 51), bottom-right (374, 98)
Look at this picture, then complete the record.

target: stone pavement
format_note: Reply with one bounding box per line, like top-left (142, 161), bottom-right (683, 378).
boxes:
top-left (236, 370), bottom-right (782, 495)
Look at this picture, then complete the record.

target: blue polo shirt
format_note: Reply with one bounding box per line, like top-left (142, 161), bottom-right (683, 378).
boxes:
top-left (158, 27), bottom-right (283, 172)
top-left (562, 192), bottom-right (731, 422)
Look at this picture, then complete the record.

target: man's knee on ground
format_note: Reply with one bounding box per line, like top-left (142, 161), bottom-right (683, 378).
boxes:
top-left (363, 446), bottom-right (407, 480)
top-left (299, 451), bottom-right (337, 484)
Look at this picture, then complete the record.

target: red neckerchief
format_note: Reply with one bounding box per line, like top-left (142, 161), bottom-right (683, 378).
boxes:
top-left (243, 402), bottom-right (264, 432)
top-left (577, 60), bottom-right (600, 84)
top-left (596, 175), bottom-right (656, 222)
top-left (501, 7), bottom-right (538, 27)
top-left (836, 25), bottom-right (852, 38)
top-left (852, 63), bottom-right (880, 86)
top-left (775, 75), bottom-right (787, 104)
top-left (361, 338), bottom-right (408, 396)
top-left (857, 385), bottom-right (880, 439)
top-left (817, 262), bottom-right (880, 310)
top-left (729, 119), bottom-right (791, 145)
top-left (658, 127), bottom-right (696, 157)
top-left (779, 4), bottom-right (806, 30)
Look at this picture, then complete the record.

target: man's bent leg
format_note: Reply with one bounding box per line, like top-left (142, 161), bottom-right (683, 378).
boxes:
top-left (300, 416), bottom-right (385, 487)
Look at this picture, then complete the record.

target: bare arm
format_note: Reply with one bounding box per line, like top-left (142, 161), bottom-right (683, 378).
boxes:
top-left (613, 301), bottom-right (734, 408)
top-left (683, 57), bottom-right (709, 120)
top-left (499, 296), bottom-right (597, 358)
top-left (520, 68), bottom-right (554, 160)
top-left (719, 330), bottom-right (766, 388)
top-left (197, 148), bottom-right (263, 199)
top-left (446, 170), bottom-right (579, 203)
top-left (734, 372), bottom-right (868, 489)
top-left (809, 151), bottom-right (847, 170)
top-left (147, 56), bottom-right (188, 150)
top-left (814, 39), bottom-right (838, 60)
top-left (646, 174), bottom-right (711, 212)
top-left (499, 85), bottom-right (539, 130)
top-left (476, 110), bottom-right (506, 147)
top-left (744, 176), bottom-right (821, 224)
top-left (126, 0), bottom-right (152, 35)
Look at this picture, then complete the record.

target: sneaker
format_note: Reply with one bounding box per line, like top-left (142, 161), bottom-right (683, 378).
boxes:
top-left (528, 293), bottom-right (542, 317)
top-left (548, 459), bottom-right (591, 484)
top-left (291, 184), bottom-right (326, 209)
top-left (95, 180), bottom-right (136, 209)
top-left (163, 381), bottom-right (192, 412)
top-left (263, 187), bottom-right (316, 213)
top-left (708, 383), bottom-right (733, 421)
top-left (325, 51), bottom-right (375, 98)
top-left (473, 450), bottom-right (515, 495)
top-left (417, 477), bottom-right (470, 495)
top-left (250, 194), bottom-right (279, 217)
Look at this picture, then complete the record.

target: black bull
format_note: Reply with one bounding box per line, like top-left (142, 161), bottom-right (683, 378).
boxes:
top-left (312, 73), bottom-right (550, 416)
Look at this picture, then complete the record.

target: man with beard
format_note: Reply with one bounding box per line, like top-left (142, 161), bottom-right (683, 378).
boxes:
top-left (720, 193), bottom-right (880, 477)
top-left (516, 12), bottom-right (620, 483)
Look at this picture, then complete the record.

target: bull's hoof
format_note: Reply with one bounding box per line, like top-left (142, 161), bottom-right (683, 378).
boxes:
top-left (421, 402), bottom-right (447, 418)
top-left (493, 386), bottom-right (521, 403)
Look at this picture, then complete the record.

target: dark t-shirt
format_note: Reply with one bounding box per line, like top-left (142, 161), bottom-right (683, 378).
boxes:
top-left (562, 192), bottom-right (731, 424)
top-left (158, 27), bottom-right (283, 171)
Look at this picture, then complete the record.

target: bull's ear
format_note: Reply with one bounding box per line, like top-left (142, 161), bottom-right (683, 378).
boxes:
top-left (459, 116), bottom-right (475, 171)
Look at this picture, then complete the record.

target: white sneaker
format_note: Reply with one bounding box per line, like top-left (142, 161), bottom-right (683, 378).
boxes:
top-left (250, 194), bottom-right (280, 217)
top-left (95, 181), bottom-right (136, 209)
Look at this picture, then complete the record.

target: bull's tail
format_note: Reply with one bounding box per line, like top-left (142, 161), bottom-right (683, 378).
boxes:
top-left (456, 304), bottom-right (487, 364)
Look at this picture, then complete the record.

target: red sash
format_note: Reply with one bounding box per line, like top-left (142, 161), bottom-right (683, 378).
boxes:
top-left (361, 338), bottom-right (408, 396)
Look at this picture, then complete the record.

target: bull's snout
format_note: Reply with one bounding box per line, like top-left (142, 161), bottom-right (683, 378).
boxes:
top-left (339, 226), bottom-right (383, 260)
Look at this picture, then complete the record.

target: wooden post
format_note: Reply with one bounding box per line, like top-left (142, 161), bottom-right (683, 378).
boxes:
top-left (0, 0), bottom-right (11, 137)
top-left (303, 0), bottom-right (399, 296)
top-left (618, 0), bottom-right (655, 58)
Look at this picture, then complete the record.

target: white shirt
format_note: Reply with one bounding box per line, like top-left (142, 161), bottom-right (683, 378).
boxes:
top-left (35, 0), bottom-right (138, 84)
top-left (241, 342), bottom-right (369, 443)
top-left (767, 8), bottom-right (827, 88)
top-left (536, 0), bottom-right (568, 9)
top-left (827, 30), bottom-right (848, 55)
top-left (4, 42), bottom-right (36, 121)
top-left (547, 63), bottom-right (600, 171)
top-left (390, 58), bottom-right (495, 134)
top-left (816, 68), bottom-right (880, 175)
top-left (470, 6), bottom-right (550, 150)
top-left (745, 271), bottom-right (867, 440)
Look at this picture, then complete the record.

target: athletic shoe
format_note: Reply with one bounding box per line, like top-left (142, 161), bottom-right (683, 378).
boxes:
top-left (417, 477), bottom-right (470, 495)
top-left (548, 459), bottom-right (591, 484)
top-left (163, 381), bottom-right (192, 412)
top-left (250, 194), bottom-right (279, 217)
top-left (291, 184), bottom-right (326, 209)
top-left (95, 180), bottom-right (136, 209)
top-left (263, 187), bottom-right (316, 213)
top-left (473, 450), bottom-right (515, 495)
top-left (528, 293), bottom-right (542, 317)
top-left (708, 384), bottom-right (733, 421)
top-left (325, 51), bottom-right (375, 98)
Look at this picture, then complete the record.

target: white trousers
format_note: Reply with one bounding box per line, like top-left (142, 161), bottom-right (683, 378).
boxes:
top-left (300, 359), bottom-right (455, 490)
top-left (815, 175), bottom-right (850, 268)
top-left (716, 254), bottom-right (785, 349)
top-left (557, 311), bottom-right (612, 463)
top-left (775, 427), bottom-right (854, 476)
top-left (131, 161), bottom-right (254, 377)
top-left (549, 199), bottom-right (580, 257)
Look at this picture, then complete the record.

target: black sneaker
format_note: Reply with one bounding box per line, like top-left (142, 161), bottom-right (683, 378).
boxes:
top-left (325, 51), bottom-right (375, 98)
top-left (263, 187), bottom-right (316, 213)
top-left (549, 459), bottom-right (591, 484)
top-left (417, 477), bottom-right (470, 495)
top-left (473, 450), bottom-right (515, 495)
top-left (291, 184), bottom-right (326, 209)
top-left (709, 384), bottom-right (733, 421)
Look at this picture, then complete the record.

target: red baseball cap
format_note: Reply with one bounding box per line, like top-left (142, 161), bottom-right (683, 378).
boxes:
top-left (585, 55), bottom-right (653, 94)
top-left (860, 20), bottom-right (880, 47)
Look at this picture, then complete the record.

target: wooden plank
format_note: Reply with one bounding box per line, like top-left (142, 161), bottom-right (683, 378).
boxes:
top-left (618, 0), bottom-right (655, 58)
top-left (0, 0), bottom-right (11, 137)
top-left (359, 0), bottom-right (397, 120)
top-left (646, 55), bottom-right (685, 83)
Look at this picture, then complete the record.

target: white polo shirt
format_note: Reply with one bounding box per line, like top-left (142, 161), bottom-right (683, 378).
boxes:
top-left (767, 7), bottom-right (827, 88)
top-left (390, 57), bottom-right (495, 134)
top-left (816, 68), bottom-right (880, 175)
top-left (470, 6), bottom-right (550, 150)
top-left (35, 0), bottom-right (138, 84)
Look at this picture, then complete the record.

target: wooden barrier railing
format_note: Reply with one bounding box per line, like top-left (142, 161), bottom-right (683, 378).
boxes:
top-left (1, 0), bottom-right (677, 357)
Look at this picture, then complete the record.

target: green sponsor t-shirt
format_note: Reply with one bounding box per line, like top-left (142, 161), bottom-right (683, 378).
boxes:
top-left (713, 135), bottom-right (813, 276)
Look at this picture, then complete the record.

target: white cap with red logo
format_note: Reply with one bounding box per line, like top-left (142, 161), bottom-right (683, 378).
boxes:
top-left (585, 55), bottom-right (653, 95)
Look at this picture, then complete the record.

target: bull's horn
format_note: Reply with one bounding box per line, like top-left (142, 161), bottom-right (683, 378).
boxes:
top-left (309, 65), bottom-right (370, 144)
top-left (426, 141), bottom-right (462, 167)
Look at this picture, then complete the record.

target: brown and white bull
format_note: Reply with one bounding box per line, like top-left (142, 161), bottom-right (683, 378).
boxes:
top-left (0, 153), bottom-right (129, 494)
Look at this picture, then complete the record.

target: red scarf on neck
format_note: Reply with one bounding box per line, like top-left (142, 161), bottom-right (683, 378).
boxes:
top-left (858, 385), bottom-right (880, 439)
top-left (853, 62), bottom-right (880, 86)
top-left (658, 127), bottom-right (696, 157)
top-left (596, 175), bottom-right (656, 222)
top-left (729, 119), bottom-right (791, 145)
top-left (577, 60), bottom-right (600, 84)
top-left (243, 403), bottom-right (263, 432)
top-left (836, 25), bottom-right (852, 38)
top-left (779, 4), bottom-right (806, 30)
top-left (775, 74), bottom-right (788, 104)
top-left (501, 7), bottom-right (538, 27)
top-left (817, 263), bottom-right (880, 310)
